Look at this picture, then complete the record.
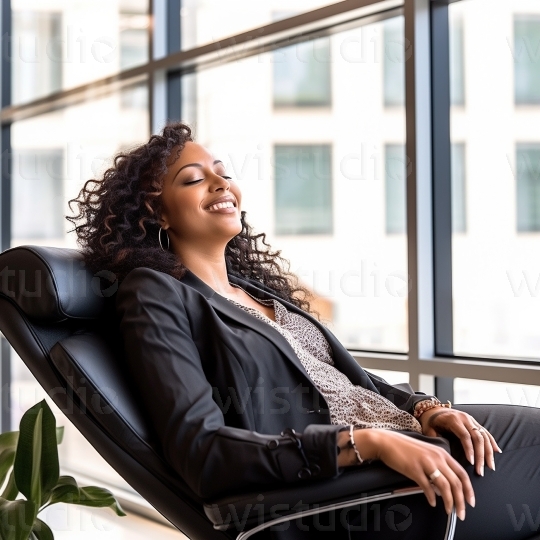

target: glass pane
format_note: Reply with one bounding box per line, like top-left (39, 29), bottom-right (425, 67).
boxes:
top-left (11, 0), bottom-right (149, 104)
top-left (455, 378), bottom-right (540, 408)
top-left (514, 15), bottom-right (540, 104)
top-left (450, 0), bottom-right (540, 359)
top-left (180, 1), bottom-right (338, 50)
top-left (383, 17), bottom-right (405, 107)
top-left (10, 81), bottom-right (149, 489)
top-left (273, 37), bottom-right (332, 107)
top-left (384, 144), bottom-right (406, 234)
top-left (182, 16), bottom-right (408, 353)
top-left (275, 145), bottom-right (333, 234)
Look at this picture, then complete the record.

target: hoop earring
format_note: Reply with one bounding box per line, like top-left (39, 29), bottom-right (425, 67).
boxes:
top-left (158, 227), bottom-right (170, 252)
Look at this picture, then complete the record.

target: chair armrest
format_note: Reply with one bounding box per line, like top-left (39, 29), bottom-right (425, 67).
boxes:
top-left (204, 463), bottom-right (414, 532)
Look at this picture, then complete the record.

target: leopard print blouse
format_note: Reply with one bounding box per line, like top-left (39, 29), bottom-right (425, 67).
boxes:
top-left (226, 286), bottom-right (422, 434)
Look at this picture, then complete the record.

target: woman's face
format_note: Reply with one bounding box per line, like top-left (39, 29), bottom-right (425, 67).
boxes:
top-left (159, 142), bottom-right (242, 250)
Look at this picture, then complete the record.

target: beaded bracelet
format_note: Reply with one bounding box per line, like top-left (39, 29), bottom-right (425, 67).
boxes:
top-left (413, 397), bottom-right (452, 419)
top-left (349, 425), bottom-right (363, 465)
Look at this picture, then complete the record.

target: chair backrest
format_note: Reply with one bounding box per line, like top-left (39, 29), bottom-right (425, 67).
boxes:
top-left (0, 245), bottom-right (231, 540)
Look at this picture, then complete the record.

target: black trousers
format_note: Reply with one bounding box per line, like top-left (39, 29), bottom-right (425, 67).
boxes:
top-left (346, 404), bottom-right (540, 540)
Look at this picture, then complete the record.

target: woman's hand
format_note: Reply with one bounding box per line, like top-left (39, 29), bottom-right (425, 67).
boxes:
top-left (368, 429), bottom-right (475, 521)
top-left (418, 407), bottom-right (502, 476)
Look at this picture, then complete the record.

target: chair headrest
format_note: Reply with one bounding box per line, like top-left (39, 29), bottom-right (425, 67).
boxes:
top-left (0, 246), bottom-right (117, 321)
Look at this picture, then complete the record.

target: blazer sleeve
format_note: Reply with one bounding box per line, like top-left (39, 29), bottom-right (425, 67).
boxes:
top-left (365, 370), bottom-right (435, 414)
top-left (116, 268), bottom-right (343, 500)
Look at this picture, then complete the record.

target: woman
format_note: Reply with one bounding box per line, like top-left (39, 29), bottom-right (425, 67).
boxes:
top-left (69, 123), bottom-right (540, 540)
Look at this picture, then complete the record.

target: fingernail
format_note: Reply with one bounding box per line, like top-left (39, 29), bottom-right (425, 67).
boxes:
top-left (470, 495), bottom-right (476, 508)
top-left (480, 465), bottom-right (484, 477)
top-left (497, 447), bottom-right (503, 453)
top-left (491, 459), bottom-right (496, 471)
top-left (469, 454), bottom-right (475, 465)
top-left (459, 509), bottom-right (466, 521)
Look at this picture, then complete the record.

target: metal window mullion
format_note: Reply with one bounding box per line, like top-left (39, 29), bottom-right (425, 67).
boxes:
top-left (431, 1), bottom-right (453, 357)
top-left (149, 0), bottom-right (155, 137)
top-left (151, 0), bottom-right (168, 133)
top-left (405, 0), bottom-right (434, 391)
top-left (167, 0), bottom-right (181, 54)
top-left (353, 354), bottom-right (540, 386)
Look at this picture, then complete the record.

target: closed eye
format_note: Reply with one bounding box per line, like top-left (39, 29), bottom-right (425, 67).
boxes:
top-left (183, 179), bottom-right (203, 185)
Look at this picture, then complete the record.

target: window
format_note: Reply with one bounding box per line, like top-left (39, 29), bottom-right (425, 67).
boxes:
top-left (179, 0), bottom-right (333, 50)
top-left (450, 0), bottom-right (540, 359)
top-left (383, 17), bottom-right (405, 107)
top-left (12, 10), bottom-right (63, 104)
top-left (451, 143), bottom-right (467, 233)
top-left (12, 150), bottom-right (64, 240)
top-left (450, 15), bottom-right (465, 106)
top-left (516, 144), bottom-right (540, 232)
top-left (273, 37), bottom-right (331, 107)
top-left (384, 144), bottom-right (406, 234)
top-left (181, 16), bottom-right (409, 353)
top-left (383, 143), bottom-right (465, 237)
top-left (514, 16), bottom-right (540, 104)
top-left (274, 144), bottom-right (333, 235)
top-left (119, 0), bottom-right (150, 70)
top-left (11, 0), bottom-right (150, 105)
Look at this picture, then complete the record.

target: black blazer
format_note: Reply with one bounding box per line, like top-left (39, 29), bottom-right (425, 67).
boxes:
top-left (116, 267), bottom-right (442, 501)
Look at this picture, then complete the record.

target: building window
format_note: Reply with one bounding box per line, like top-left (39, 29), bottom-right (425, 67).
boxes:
top-left (383, 17), bottom-right (405, 107)
top-left (274, 145), bottom-right (333, 235)
top-left (385, 144), bottom-right (407, 234)
top-left (514, 16), bottom-right (540, 104)
top-left (450, 16), bottom-right (465, 106)
top-left (273, 37), bottom-right (331, 107)
top-left (451, 143), bottom-right (467, 233)
top-left (516, 144), bottom-right (540, 232)
top-left (12, 150), bottom-right (64, 240)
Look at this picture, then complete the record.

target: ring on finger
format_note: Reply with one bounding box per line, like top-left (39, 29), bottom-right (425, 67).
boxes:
top-left (428, 469), bottom-right (441, 482)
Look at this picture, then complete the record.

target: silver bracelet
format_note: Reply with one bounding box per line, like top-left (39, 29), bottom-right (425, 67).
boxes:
top-left (349, 425), bottom-right (363, 464)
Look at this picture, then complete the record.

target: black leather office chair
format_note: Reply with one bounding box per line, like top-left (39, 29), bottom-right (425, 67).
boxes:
top-left (0, 246), bottom-right (456, 540)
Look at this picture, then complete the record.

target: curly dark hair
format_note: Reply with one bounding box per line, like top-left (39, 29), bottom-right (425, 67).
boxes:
top-left (67, 121), bottom-right (313, 312)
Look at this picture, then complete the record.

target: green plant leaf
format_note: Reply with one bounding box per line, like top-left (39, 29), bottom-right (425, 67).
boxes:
top-left (30, 518), bottom-right (53, 540)
top-left (13, 401), bottom-right (60, 507)
top-left (0, 432), bottom-right (19, 488)
top-left (0, 448), bottom-right (16, 487)
top-left (0, 497), bottom-right (37, 540)
top-left (1, 470), bottom-right (19, 501)
top-left (30, 409), bottom-right (42, 506)
top-left (48, 477), bottom-right (126, 517)
top-left (0, 431), bottom-right (19, 453)
top-left (77, 486), bottom-right (126, 516)
top-left (47, 476), bottom-right (79, 505)
top-left (55, 427), bottom-right (64, 446)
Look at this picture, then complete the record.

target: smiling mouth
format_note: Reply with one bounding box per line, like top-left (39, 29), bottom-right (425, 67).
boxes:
top-left (206, 201), bottom-right (236, 212)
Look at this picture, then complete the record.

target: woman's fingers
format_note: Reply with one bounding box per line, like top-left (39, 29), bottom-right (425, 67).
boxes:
top-left (376, 430), bottom-right (476, 521)
top-left (440, 412), bottom-right (499, 475)
top-left (446, 455), bottom-right (476, 508)
top-left (470, 427), bottom-right (487, 475)
top-left (416, 472), bottom-right (438, 508)
top-left (428, 464), bottom-right (468, 520)
top-left (476, 426), bottom-right (497, 472)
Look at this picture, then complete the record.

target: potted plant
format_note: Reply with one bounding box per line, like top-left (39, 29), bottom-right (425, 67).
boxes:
top-left (0, 399), bottom-right (125, 540)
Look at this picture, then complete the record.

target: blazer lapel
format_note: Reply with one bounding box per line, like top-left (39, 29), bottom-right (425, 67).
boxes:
top-left (228, 275), bottom-right (380, 394)
top-left (180, 271), bottom-right (313, 382)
